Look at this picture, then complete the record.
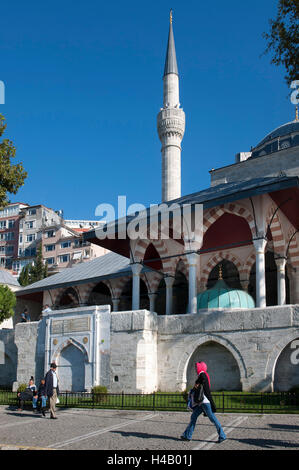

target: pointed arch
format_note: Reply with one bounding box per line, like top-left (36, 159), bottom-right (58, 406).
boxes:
top-left (203, 203), bottom-right (255, 236)
top-left (52, 337), bottom-right (89, 364)
top-left (133, 239), bottom-right (173, 274)
top-left (200, 251), bottom-right (243, 287)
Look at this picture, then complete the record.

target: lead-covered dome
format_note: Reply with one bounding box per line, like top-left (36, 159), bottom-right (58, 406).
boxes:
top-left (251, 119), bottom-right (299, 158)
top-left (197, 278), bottom-right (255, 310)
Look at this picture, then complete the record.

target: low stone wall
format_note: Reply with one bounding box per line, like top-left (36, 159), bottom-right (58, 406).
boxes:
top-left (7, 304), bottom-right (299, 393)
top-left (0, 329), bottom-right (17, 387)
top-left (156, 305), bottom-right (299, 392)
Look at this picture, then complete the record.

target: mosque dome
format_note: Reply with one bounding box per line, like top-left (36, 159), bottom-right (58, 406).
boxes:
top-left (197, 277), bottom-right (255, 310)
top-left (251, 119), bottom-right (299, 158)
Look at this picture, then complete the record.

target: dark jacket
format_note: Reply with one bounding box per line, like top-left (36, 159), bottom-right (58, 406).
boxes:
top-left (37, 383), bottom-right (47, 397)
top-left (44, 370), bottom-right (59, 397)
top-left (195, 372), bottom-right (216, 413)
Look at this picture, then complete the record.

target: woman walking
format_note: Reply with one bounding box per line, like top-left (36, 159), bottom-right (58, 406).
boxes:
top-left (181, 362), bottom-right (226, 443)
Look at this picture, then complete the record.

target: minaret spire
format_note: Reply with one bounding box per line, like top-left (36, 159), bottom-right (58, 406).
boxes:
top-left (163, 10), bottom-right (178, 77)
top-left (157, 11), bottom-right (185, 202)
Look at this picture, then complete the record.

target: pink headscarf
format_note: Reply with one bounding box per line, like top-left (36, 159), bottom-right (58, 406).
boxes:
top-left (196, 361), bottom-right (211, 387)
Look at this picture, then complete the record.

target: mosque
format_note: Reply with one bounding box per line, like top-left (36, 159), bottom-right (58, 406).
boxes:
top-left (1, 14), bottom-right (299, 394)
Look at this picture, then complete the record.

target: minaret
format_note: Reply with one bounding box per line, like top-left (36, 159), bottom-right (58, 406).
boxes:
top-left (157, 10), bottom-right (185, 202)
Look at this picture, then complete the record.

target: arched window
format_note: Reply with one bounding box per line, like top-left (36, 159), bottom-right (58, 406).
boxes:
top-left (87, 282), bottom-right (112, 308)
top-left (207, 260), bottom-right (241, 290)
top-left (58, 287), bottom-right (79, 308)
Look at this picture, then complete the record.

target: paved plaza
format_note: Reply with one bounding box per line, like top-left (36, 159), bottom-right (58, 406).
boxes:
top-left (0, 405), bottom-right (298, 451)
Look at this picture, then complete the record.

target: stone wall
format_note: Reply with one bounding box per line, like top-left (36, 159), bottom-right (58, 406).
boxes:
top-left (210, 147), bottom-right (299, 186)
top-left (109, 310), bottom-right (158, 393)
top-left (7, 304), bottom-right (299, 393)
top-left (0, 329), bottom-right (17, 387)
top-left (156, 305), bottom-right (299, 392)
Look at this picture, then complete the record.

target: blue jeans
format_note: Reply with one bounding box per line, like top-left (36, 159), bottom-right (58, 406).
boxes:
top-left (33, 396), bottom-right (47, 409)
top-left (182, 403), bottom-right (226, 441)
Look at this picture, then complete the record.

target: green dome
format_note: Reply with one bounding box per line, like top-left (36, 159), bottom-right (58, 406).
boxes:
top-left (197, 279), bottom-right (255, 310)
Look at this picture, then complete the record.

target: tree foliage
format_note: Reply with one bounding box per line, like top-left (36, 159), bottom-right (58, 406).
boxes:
top-left (18, 245), bottom-right (48, 286)
top-left (0, 285), bottom-right (16, 324)
top-left (0, 114), bottom-right (27, 209)
top-left (263, 0), bottom-right (299, 86)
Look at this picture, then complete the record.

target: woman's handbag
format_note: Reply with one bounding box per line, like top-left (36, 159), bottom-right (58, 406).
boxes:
top-left (193, 384), bottom-right (204, 405)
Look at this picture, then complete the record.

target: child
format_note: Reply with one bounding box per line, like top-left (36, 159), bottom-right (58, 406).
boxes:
top-left (33, 379), bottom-right (47, 416)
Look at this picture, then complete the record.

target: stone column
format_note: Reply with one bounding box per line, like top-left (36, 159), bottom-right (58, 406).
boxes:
top-left (275, 257), bottom-right (287, 305)
top-left (186, 252), bottom-right (199, 314)
top-left (253, 237), bottom-right (267, 308)
top-left (165, 276), bottom-right (175, 315)
top-left (131, 263), bottom-right (143, 310)
top-left (112, 298), bottom-right (120, 312)
top-left (148, 292), bottom-right (158, 313)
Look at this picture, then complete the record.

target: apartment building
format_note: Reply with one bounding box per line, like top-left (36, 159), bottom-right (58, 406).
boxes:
top-left (14, 205), bottom-right (62, 274)
top-left (42, 224), bottom-right (108, 274)
top-left (0, 203), bottom-right (106, 276)
top-left (0, 203), bottom-right (29, 269)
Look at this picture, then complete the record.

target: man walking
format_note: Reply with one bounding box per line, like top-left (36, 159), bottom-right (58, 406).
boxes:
top-left (44, 362), bottom-right (59, 419)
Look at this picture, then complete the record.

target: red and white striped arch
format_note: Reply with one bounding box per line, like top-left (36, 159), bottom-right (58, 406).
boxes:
top-left (203, 203), bottom-right (256, 236)
top-left (200, 251), bottom-right (243, 287)
top-left (133, 239), bottom-right (174, 275)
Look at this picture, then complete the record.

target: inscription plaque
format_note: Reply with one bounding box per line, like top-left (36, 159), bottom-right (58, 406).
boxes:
top-left (52, 317), bottom-right (90, 335)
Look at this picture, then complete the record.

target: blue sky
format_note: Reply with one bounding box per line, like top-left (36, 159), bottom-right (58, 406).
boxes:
top-left (0, 0), bottom-right (295, 221)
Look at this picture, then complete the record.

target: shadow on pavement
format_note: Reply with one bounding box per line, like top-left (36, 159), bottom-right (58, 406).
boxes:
top-left (229, 438), bottom-right (299, 449)
top-left (111, 430), bottom-right (182, 441)
top-left (268, 424), bottom-right (299, 432)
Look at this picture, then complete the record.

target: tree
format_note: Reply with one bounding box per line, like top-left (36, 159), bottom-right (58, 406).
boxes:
top-left (263, 0), bottom-right (299, 86)
top-left (29, 245), bottom-right (48, 284)
top-left (0, 114), bottom-right (27, 209)
top-left (18, 245), bottom-right (48, 286)
top-left (0, 285), bottom-right (16, 324)
top-left (18, 263), bottom-right (31, 287)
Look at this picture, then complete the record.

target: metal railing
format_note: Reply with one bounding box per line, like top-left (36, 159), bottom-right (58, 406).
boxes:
top-left (1, 390), bottom-right (298, 414)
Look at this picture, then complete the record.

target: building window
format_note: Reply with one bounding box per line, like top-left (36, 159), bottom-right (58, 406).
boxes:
top-left (58, 254), bottom-right (70, 264)
top-left (24, 247), bottom-right (36, 257)
top-left (0, 221), bottom-right (7, 229)
top-left (0, 232), bottom-right (14, 241)
top-left (60, 241), bottom-right (71, 249)
top-left (45, 244), bottom-right (55, 252)
top-left (26, 221), bottom-right (35, 229)
top-left (26, 234), bottom-right (36, 242)
top-left (8, 220), bottom-right (15, 228)
top-left (28, 209), bottom-right (37, 215)
top-left (46, 257), bottom-right (55, 265)
top-left (46, 230), bottom-right (55, 238)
